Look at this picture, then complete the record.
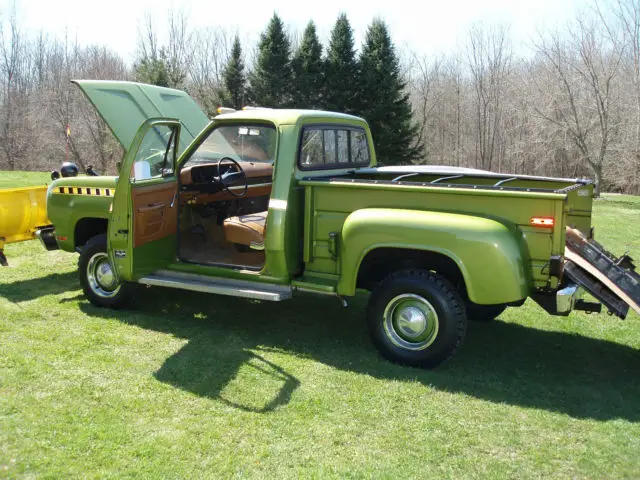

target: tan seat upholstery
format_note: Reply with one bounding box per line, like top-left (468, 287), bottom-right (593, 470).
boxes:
top-left (223, 211), bottom-right (267, 250)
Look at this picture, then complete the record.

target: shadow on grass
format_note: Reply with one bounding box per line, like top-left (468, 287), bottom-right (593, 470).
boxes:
top-left (0, 271), bottom-right (77, 302)
top-left (74, 285), bottom-right (640, 421)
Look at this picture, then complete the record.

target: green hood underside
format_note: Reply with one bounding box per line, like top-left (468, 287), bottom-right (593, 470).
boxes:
top-left (72, 80), bottom-right (209, 155)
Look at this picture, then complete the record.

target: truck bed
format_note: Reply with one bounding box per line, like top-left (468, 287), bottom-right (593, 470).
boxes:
top-left (300, 167), bottom-right (594, 294)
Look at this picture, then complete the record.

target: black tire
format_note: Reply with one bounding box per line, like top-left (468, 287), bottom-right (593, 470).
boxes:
top-left (78, 234), bottom-right (133, 309)
top-left (367, 269), bottom-right (467, 368)
top-left (465, 303), bottom-right (507, 322)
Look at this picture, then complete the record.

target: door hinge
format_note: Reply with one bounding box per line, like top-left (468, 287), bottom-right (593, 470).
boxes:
top-left (117, 229), bottom-right (129, 235)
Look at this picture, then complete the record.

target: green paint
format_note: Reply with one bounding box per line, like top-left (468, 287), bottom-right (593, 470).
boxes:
top-left (72, 80), bottom-right (208, 154)
top-left (46, 81), bottom-right (597, 314)
top-left (336, 208), bottom-right (529, 304)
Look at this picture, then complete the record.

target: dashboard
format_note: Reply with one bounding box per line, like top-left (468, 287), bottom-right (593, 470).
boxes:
top-left (179, 162), bottom-right (273, 204)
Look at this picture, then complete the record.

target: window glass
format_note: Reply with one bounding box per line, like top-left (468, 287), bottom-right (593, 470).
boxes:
top-left (350, 129), bottom-right (370, 165)
top-left (323, 130), bottom-right (336, 164)
top-left (337, 130), bottom-right (349, 163)
top-left (300, 129), bottom-right (323, 166)
top-left (133, 125), bottom-right (176, 180)
top-left (185, 124), bottom-right (277, 167)
top-left (299, 126), bottom-right (370, 169)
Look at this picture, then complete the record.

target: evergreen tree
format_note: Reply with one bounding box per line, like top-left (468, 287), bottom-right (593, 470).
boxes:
top-left (324, 13), bottom-right (360, 114)
top-left (220, 35), bottom-right (246, 110)
top-left (291, 21), bottom-right (323, 108)
top-left (359, 19), bottom-right (422, 165)
top-left (135, 49), bottom-right (170, 87)
top-left (248, 13), bottom-right (293, 107)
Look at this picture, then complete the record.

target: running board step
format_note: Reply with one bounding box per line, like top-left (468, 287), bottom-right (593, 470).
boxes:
top-left (138, 270), bottom-right (292, 301)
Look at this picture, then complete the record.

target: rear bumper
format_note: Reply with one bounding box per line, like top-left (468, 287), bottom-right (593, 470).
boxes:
top-left (556, 283), bottom-right (583, 314)
top-left (531, 283), bottom-right (584, 316)
top-left (35, 226), bottom-right (60, 251)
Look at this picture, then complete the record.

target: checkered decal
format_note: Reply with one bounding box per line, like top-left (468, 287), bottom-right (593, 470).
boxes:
top-left (56, 186), bottom-right (112, 196)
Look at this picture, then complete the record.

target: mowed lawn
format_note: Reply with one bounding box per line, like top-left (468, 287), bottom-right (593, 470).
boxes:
top-left (0, 171), bottom-right (52, 189)
top-left (1, 172), bottom-right (640, 478)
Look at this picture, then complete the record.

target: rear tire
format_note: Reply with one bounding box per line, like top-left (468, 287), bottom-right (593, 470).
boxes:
top-left (465, 303), bottom-right (507, 322)
top-left (367, 269), bottom-right (467, 368)
top-left (79, 234), bottom-right (133, 309)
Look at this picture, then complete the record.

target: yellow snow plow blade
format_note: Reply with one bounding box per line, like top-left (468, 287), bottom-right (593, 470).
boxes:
top-left (0, 186), bottom-right (55, 266)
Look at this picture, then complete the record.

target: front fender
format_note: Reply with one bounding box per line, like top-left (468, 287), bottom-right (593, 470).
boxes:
top-left (337, 208), bottom-right (530, 304)
top-left (46, 178), bottom-right (116, 252)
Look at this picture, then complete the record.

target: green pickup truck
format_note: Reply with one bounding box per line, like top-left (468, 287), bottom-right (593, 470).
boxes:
top-left (44, 80), bottom-right (640, 368)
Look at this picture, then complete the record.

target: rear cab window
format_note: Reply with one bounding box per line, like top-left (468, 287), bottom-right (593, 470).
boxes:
top-left (299, 125), bottom-right (370, 170)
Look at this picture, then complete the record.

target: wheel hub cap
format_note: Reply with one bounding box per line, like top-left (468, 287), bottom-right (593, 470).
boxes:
top-left (96, 262), bottom-right (116, 289)
top-left (396, 306), bottom-right (428, 339)
top-left (383, 294), bottom-right (439, 351)
top-left (87, 252), bottom-right (121, 299)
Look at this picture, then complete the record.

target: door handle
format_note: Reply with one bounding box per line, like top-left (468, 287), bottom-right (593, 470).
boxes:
top-left (137, 203), bottom-right (164, 213)
top-left (170, 192), bottom-right (177, 208)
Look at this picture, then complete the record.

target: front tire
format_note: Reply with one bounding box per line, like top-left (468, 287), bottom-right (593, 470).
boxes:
top-left (79, 234), bottom-right (133, 308)
top-left (367, 270), bottom-right (467, 368)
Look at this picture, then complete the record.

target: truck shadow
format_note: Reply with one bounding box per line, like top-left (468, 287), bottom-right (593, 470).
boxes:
top-left (78, 287), bottom-right (640, 421)
top-left (1, 271), bottom-right (77, 303)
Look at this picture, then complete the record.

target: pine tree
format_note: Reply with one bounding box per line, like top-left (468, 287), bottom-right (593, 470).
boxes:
top-left (359, 19), bottom-right (422, 165)
top-left (247, 13), bottom-right (293, 107)
top-left (324, 13), bottom-right (360, 113)
top-left (221, 35), bottom-right (246, 110)
top-left (135, 49), bottom-right (170, 87)
top-left (291, 21), bottom-right (323, 108)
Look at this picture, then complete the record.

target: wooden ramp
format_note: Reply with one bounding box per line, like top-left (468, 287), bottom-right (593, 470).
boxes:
top-left (564, 227), bottom-right (640, 319)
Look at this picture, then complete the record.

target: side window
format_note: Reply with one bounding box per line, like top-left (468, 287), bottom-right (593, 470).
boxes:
top-left (350, 129), bottom-right (370, 165)
top-left (299, 126), bottom-right (370, 170)
top-left (300, 129), bottom-right (323, 166)
top-left (133, 125), bottom-right (177, 181)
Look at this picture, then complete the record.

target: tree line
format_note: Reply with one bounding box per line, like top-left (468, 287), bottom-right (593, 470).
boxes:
top-left (135, 13), bottom-right (421, 166)
top-left (1, 2), bottom-right (640, 195)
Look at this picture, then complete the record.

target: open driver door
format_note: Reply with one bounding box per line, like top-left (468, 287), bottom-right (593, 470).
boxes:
top-left (108, 119), bottom-right (181, 281)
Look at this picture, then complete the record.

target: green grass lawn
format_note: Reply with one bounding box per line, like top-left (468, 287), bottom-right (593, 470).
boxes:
top-left (0, 171), bottom-right (52, 189)
top-left (1, 192), bottom-right (639, 478)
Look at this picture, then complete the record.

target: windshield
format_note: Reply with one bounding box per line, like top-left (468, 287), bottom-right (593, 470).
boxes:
top-left (185, 124), bottom-right (277, 166)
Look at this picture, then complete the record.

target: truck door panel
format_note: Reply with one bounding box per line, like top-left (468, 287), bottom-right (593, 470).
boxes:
top-left (107, 119), bottom-right (181, 281)
top-left (132, 181), bottom-right (177, 248)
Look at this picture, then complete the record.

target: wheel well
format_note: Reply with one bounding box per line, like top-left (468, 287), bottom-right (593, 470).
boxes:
top-left (356, 248), bottom-right (467, 295)
top-left (74, 218), bottom-right (108, 249)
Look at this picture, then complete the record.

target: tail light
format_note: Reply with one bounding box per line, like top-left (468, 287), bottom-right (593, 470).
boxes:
top-left (530, 217), bottom-right (555, 228)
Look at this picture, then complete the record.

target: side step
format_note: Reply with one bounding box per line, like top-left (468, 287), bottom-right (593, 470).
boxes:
top-left (138, 270), bottom-right (293, 302)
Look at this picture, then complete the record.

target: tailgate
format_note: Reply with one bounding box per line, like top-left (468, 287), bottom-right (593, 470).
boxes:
top-left (564, 227), bottom-right (640, 318)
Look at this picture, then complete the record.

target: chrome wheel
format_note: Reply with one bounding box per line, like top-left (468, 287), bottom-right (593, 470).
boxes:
top-left (86, 252), bottom-right (121, 299)
top-left (383, 293), bottom-right (439, 351)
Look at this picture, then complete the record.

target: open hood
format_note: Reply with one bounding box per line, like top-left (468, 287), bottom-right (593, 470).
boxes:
top-left (72, 80), bottom-right (209, 155)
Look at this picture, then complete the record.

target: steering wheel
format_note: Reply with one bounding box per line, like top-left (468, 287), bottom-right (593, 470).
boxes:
top-left (216, 157), bottom-right (248, 198)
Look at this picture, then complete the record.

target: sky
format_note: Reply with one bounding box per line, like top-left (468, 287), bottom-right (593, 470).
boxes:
top-left (5, 0), bottom-right (583, 63)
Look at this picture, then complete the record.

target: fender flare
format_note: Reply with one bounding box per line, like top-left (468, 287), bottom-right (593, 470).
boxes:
top-left (337, 208), bottom-right (530, 304)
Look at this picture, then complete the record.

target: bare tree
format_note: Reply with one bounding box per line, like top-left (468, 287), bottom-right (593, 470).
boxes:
top-left (0, 9), bottom-right (34, 170)
top-left (534, 17), bottom-right (622, 196)
top-left (187, 27), bottom-right (233, 115)
top-left (135, 10), bottom-right (192, 89)
top-left (467, 23), bottom-right (512, 171)
top-left (597, 0), bottom-right (640, 192)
